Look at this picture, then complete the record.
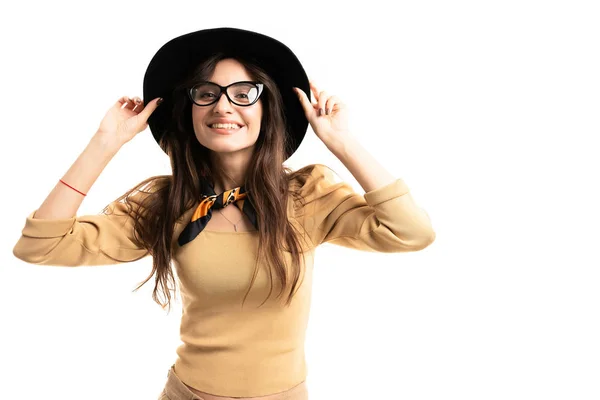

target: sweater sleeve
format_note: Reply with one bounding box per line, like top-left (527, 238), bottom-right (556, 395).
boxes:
top-left (296, 164), bottom-right (435, 252)
top-left (12, 191), bottom-right (151, 266)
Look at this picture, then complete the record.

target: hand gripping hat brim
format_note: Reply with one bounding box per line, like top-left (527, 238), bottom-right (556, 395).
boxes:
top-left (143, 27), bottom-right (310, 159)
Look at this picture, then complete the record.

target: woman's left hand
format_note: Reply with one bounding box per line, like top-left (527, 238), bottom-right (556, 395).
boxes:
top-left (294, 80), bottom-right (352, 150)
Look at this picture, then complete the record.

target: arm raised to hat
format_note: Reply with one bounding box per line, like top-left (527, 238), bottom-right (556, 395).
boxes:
top-left (12, 95), bottom-right (162, 266)
top-left (28, 95), bottom-right (162, 220)
top-left (293, 81), bottom-right (401, 192)
top-left (293, 81), bottom-right (435, 251)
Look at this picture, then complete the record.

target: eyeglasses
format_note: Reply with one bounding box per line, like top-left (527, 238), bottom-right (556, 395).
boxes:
top-left (188, 81), bottom-right (264, 107)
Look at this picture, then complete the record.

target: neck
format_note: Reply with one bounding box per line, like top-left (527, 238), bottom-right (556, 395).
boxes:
top-left (209, 150), bottom-right (250, 193)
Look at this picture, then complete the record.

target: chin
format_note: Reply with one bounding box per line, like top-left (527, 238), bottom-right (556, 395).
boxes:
top-left (200, 140), bottom-right (254, 153)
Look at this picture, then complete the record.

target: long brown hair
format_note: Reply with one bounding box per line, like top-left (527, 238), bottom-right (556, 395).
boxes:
top-left (103, 53), bottom-right (319, 313)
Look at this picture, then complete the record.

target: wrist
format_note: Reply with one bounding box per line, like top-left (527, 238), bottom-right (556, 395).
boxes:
top-left (326, 133), bottom-right (358, 157)
top-left (90, 131), bottom-right (123, 156)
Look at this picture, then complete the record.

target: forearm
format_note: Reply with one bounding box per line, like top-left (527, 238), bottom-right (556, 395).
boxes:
top-left (33, 133), bottom-right (121, 220)
top-left (328, 135), bottom-right (398, 193)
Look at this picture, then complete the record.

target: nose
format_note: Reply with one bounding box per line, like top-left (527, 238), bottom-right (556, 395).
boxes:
top-left (213, 90), bottom-right (235, 113)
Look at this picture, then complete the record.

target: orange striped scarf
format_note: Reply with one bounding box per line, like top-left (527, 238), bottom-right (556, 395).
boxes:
top-left (178, 178), bottom-right (258, 246)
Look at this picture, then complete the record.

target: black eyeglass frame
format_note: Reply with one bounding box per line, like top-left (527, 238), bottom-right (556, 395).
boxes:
top-left (188, 81), bottom-right (265, 107)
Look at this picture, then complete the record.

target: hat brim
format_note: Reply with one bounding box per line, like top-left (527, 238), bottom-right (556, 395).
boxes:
top-left (143, 27), bottom-right (310, 159)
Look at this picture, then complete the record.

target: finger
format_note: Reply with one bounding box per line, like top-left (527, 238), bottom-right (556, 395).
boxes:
top-left (309, 80), bottom-right (329, 114)
top-left (326, 95), bottom-right (341, 115)
top-left (309, 80), bottom-right (320, 103)
top-left (125, 96), bottom-right (138, 110)
top-left (137, 97), bottom-right (163, 123)
top-left (317, 90), bottom-right (329, 116)
top-left (119, 96), bottom-right (137, 110)
top-left (293, 87), bottom-right (316, 117)
top-left (117, 96), bottom-right (130, 108)
top-left (131, 96), bottom-right (144, 113)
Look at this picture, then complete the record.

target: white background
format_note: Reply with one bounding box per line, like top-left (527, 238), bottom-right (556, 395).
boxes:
top-left (2, 0), bottom-right (599, 399)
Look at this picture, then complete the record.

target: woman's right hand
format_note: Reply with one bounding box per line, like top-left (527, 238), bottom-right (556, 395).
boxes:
top-left (95, 96), bottom-right (163, 149)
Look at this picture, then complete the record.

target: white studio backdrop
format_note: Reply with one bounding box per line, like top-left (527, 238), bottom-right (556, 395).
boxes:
top-left (1, 0), bottom-right (599, 399)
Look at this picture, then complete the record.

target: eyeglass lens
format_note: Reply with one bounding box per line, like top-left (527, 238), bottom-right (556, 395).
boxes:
top-left (191, 82), bottom-right (259, 105)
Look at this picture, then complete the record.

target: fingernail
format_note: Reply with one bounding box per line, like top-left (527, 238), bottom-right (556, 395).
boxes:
top-left (157, 98), bottom-right (163, 105)
top-left (318, 108), bottom-right (323, 116)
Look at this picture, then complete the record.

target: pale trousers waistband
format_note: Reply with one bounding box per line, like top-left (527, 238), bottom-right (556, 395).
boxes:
top-left (158, 364), bottom-right (308, 400)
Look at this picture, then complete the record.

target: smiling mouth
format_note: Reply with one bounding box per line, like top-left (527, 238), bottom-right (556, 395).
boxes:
top-left (207, 124), bottom-right (244, 134)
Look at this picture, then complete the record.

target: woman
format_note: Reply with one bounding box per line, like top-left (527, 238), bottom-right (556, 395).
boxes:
top-left (12, 27), bottom-right (436, 400)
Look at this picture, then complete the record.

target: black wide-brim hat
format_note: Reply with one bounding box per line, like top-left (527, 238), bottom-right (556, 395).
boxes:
top-left (142, 27), bottom-right (310, 159)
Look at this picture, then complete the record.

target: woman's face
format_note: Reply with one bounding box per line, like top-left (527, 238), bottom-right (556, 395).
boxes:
top-left (191, 58), bottom-right (263, 155)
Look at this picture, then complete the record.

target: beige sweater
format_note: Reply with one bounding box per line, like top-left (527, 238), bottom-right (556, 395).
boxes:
top-left (12, 164), bottom-right (435, 397)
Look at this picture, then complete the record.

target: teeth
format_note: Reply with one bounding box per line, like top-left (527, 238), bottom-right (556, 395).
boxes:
top-left (210, 123), bottom-right (240, 129)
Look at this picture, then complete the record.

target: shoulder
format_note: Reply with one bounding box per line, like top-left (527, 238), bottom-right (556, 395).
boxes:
top-left (287, 163), bottom-right (349, 216)
top-left (288, 163), bottom-right (342, 194)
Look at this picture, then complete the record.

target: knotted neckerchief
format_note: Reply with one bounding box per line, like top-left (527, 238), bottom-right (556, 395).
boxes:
top-left (177, 178), bottom-right (258, 246)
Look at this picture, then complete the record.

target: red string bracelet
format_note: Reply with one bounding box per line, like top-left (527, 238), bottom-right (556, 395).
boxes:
top-left (59, 179), bottom-right (87, 196)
